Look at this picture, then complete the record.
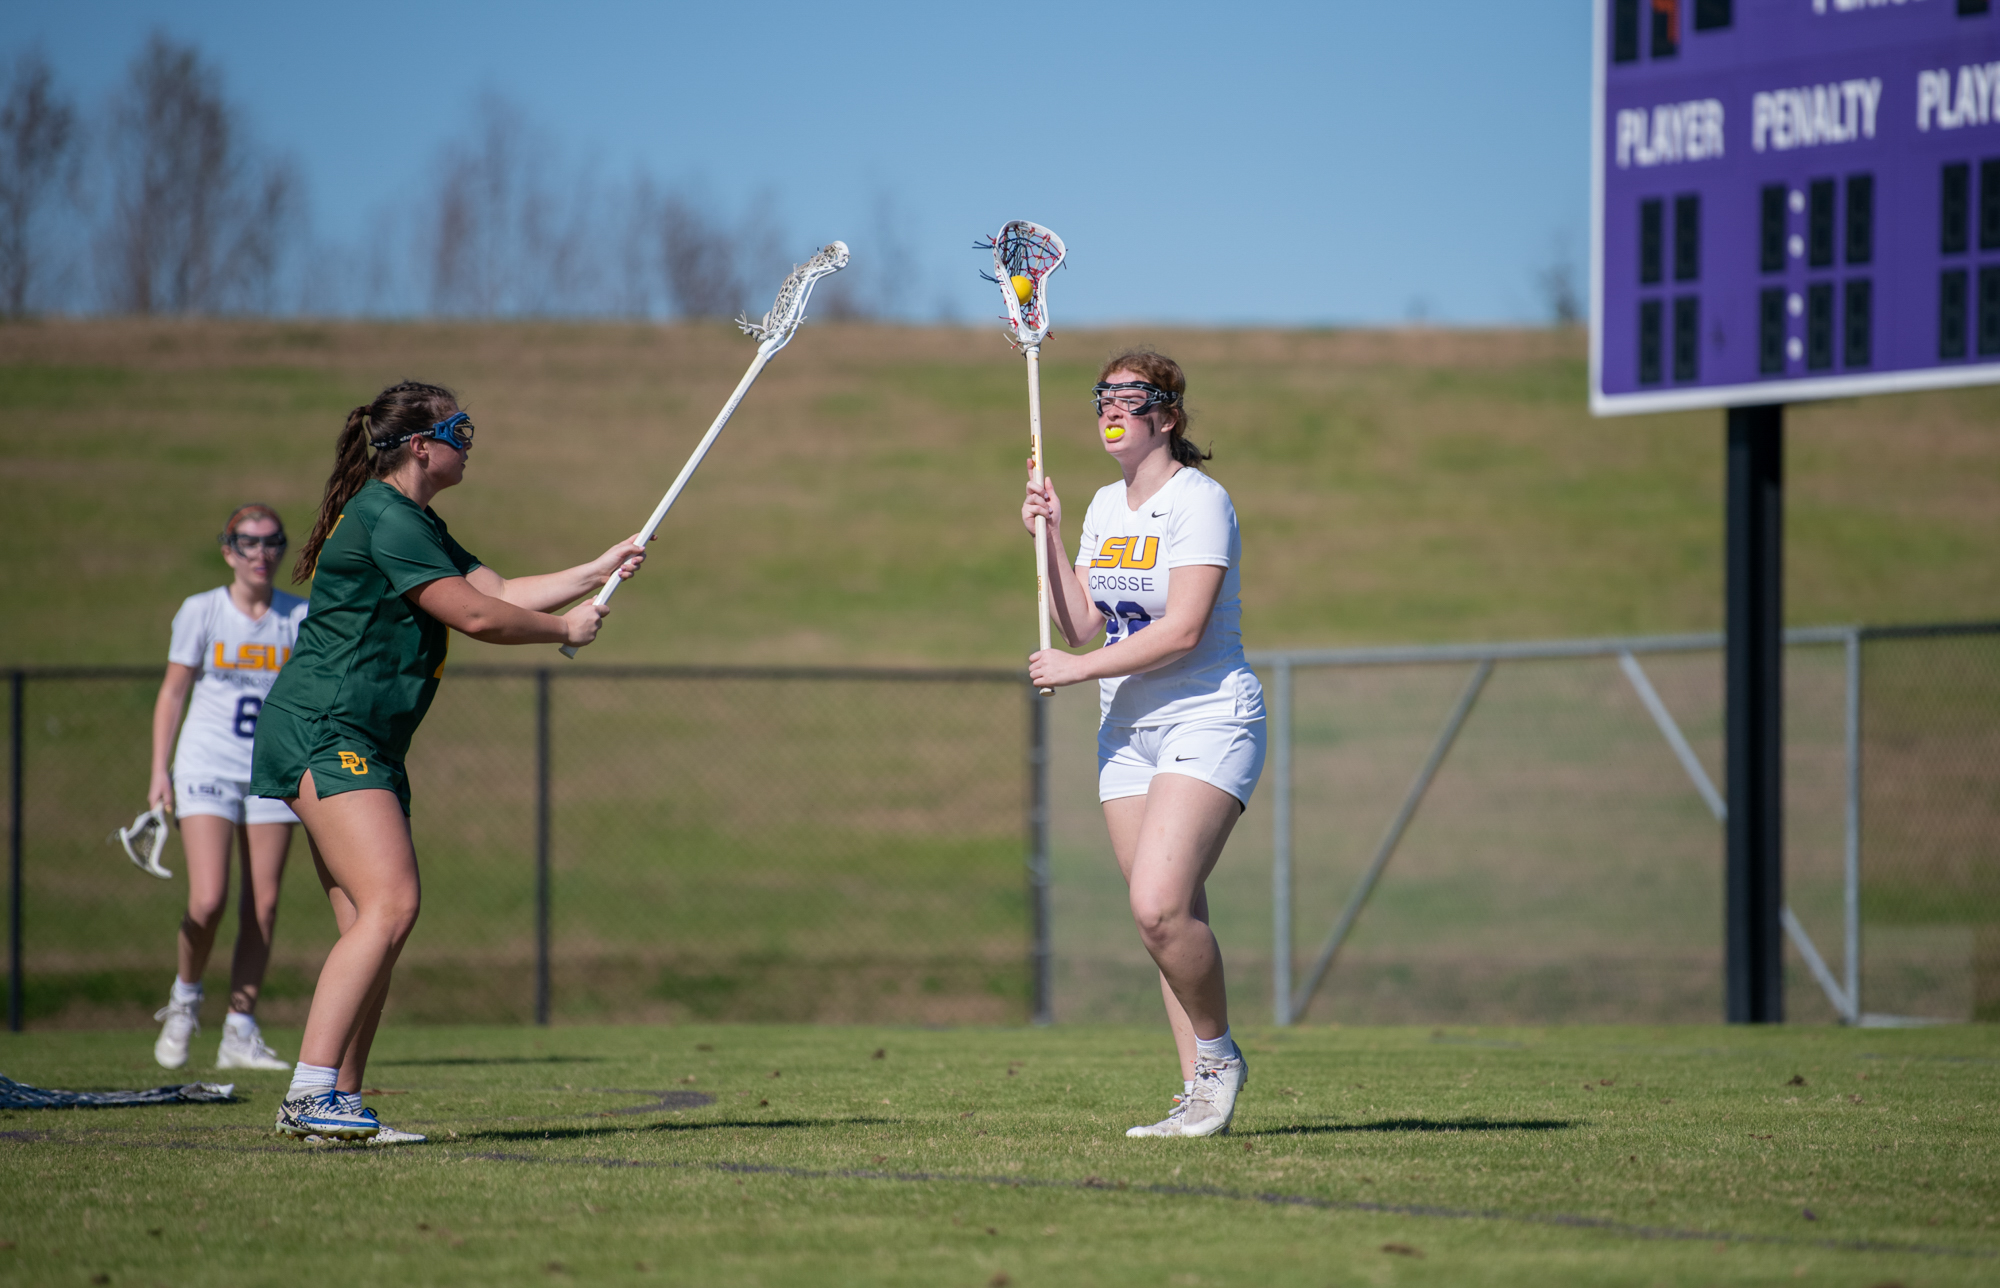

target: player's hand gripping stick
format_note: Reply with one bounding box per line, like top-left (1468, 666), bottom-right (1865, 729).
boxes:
top-left (560, 242), bottom-right (848, 657)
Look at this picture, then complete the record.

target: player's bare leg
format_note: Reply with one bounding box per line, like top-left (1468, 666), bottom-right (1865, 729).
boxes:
top-left (312, 860), bottom-right (418, 1142)
top-left (1105, 774), bottom-right (1250, 1135)
top-left (174, 815), bottom-right (235, 987)
top-left (210, 821), bottom-right (295, 1070)
top-left (227, 822), bottom-right (292, 1016)
top-left (316, 869), bottom-right (392, 1092)
top-left (155, 814), bottom-right (234, 1068)
top-left (1105, 774), bottom-right (1239, 1040)
top-left (290, 772), bottom-right (420, 1074)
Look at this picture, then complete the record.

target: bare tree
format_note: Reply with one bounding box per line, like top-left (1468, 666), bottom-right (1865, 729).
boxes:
top-left (100, 32), bottom-right (298, 314)
top-left (813, 186), bottom-right (914, 322)
top-left (427, 94), bottom-right (616, 317)
top-left (429, 95), bottom-right (526, 315)
top-left (0, 50), bottom-right (78, 316)
top-left (1536, 230), bottom-right (1583, 329)
top-left (659, 191), bottom-right (742, 318)
top-left (606, 172), bottom-right (659, 318)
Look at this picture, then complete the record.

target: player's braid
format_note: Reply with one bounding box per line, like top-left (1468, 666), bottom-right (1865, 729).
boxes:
top-left (292, 381), bottom-right (460, 583)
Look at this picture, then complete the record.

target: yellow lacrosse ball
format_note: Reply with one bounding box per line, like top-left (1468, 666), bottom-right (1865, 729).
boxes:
top-left (1103, 425), bottom-right (1126, 442)
top-left (1011, 274), bottom-right (1033, 305)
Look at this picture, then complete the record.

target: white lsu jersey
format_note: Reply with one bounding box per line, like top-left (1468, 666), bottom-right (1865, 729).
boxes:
top-left (167, 586), bottom-right (310, 782)
top-left (1074, 466), bottom-right (1264, 727)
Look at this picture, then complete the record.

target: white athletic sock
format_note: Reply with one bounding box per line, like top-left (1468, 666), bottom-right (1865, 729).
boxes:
top-left (1194, 1028), bottom-right (1237, 1063)
top-left (224, 1012), bottom-right (256, 1038)
top-left (170, 978), bottom-right (203, 1006)
top-left (1182, 1079), bottom-right (1195, 1096)
top-left (286, 1062), bottom-right (338, 1102)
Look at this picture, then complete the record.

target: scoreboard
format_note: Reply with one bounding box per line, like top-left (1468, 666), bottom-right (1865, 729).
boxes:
top-left (1591, 0), bottom-right (2000, 415)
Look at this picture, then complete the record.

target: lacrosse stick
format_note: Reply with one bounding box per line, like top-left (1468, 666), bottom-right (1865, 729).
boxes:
top-left (978, 220), bottom-right (1067, 695)
top-left (113, 806), bottom-right (173, 879)
top-left (560, 241), bottom-right (850, 658)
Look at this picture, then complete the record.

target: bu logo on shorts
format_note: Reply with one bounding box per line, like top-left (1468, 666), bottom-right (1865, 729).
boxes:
top-left (337, 751), bottom-right (369, 775)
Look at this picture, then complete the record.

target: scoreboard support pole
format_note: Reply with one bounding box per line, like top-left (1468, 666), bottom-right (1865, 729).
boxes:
top-left (1724, 405), bottom-right (1785, 1023)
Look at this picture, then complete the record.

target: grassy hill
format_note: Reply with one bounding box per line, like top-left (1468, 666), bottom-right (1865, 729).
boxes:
top-left (3, 318), bottom-right (1997, 668)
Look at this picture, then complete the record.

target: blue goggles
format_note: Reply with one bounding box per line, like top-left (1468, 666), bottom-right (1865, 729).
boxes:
top-left (373, 411), bottom-right (474, 453)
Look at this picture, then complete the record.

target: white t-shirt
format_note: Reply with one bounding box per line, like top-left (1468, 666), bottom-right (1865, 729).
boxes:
top-left (1073, 467), bottom-right (1264, 727)
top-left (167, 586), bottom-right (310, 782)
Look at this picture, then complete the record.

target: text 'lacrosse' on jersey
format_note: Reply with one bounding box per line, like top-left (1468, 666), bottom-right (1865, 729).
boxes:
top-left (167, 586), bottom-right (311, 781)
top-left (1074, 467), bottom-right (1264, 728)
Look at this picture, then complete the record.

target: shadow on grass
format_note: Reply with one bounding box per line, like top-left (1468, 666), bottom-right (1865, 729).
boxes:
top-left (1244, 1117), bottom-right (1574, 1137)
top-left (372, 1056), bottom-right (609, 1067)
top-left (592, 1089), bottom-right (717, 1114)
top-left (462, 1116), bottom-right (894, 1144)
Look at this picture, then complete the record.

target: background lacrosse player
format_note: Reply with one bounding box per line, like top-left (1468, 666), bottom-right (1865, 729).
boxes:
top-left (145, 503), bottom-right (309, 1072)
top-left (1019, 351), bottom-right (1265, 1138)
top-left (250, 382), bottom-right (645, 1143)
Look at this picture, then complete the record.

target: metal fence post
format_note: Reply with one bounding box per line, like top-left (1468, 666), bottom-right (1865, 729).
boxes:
top-left (1027, 686), bottom-right (1052, 1026)
top-left (1845, 628), bottom-right (1862, 1021)
top-left (535, 668), bottom-right (551, 1027)
top-left (1271, 657), bottom-right (1293, 1026)
top-left (9, 670), bottom-right (22, 1033)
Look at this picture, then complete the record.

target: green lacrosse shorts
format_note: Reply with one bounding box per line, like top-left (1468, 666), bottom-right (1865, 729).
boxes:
top-left (250, 707), bottom-right (412, 815)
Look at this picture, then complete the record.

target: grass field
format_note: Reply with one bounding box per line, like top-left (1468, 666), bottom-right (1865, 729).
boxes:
top-left (5, 319), bottom-right (1997, 1029)
top-left (4, 319), bottom-right (2000, 669)
top-left (1, 1022), bottom-right (1996, 1286)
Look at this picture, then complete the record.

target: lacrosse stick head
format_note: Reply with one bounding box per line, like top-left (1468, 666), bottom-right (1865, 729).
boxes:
top-left (114, 807), bottom-right (173, 879)
top-left (978, 220), bottom-right (1066, 350)
top-left (736, 242), bottom-right (850, 354)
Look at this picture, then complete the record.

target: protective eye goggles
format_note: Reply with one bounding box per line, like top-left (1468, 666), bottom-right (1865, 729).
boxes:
top-left (1091, 381), bottom-right (1182, 417)
top-left (372, 411), bottom-right (475, 453)
top-left (223, 531), bottom-right (288, 556)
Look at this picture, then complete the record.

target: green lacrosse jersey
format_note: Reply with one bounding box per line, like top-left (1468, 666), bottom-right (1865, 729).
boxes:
top-left (261, 479), bottom-right (482, 761)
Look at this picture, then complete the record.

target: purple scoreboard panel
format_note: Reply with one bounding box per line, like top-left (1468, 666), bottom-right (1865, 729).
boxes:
top-left (1591, 0), bottom-right (2000, 415)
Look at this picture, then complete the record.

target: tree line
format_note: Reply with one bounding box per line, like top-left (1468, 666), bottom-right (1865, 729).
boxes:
top-left (0, 34), bottom-right (916, 321)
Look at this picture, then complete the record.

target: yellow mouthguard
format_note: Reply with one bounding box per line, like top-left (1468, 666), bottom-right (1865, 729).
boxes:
top-left (1104, 426), bottom-right (1126, 441)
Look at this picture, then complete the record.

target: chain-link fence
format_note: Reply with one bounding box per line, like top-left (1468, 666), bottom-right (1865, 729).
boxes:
top-left (3, 666), bottom-right (1037, 1029)
top-left (1046, 622), bottom-right (2000, 1029)
top-left (5, 623), bottom-right (1995, 1031)
top-left (1857, 624), bottom-right (2000, 1022)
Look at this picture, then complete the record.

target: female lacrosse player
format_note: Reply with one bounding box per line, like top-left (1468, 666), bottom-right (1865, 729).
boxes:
top-left (146, 504), bottom-right (308, 1071)
top-left (1021, 350), bottom-right (1264, 1138)
top-left (250, 381), bottom-right (646, 1143)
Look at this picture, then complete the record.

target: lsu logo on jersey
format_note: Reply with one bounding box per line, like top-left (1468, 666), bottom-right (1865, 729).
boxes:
top-left (1090, 536), bottom-right (1159, 570)
top-left (212, 643), bottom-right (291, 671)
top-left (337, 751), bottom-right (369, 775)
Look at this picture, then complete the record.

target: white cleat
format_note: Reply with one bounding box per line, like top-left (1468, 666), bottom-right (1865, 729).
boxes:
top-left (153, 998), bottom-right (200, 1070)
top-left (1178, 1051), bottom-right (1248, 1138)
top-left (1125, 1092), bottom-right (1189, 1138)
top-left (215, 1022), bottom-right (290, 1071)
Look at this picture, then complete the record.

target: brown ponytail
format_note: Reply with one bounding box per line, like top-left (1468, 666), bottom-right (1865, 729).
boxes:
top-left (293, 381), bottom-right (460, 582)
top-left (1097, 349), bottom-right (1210, 468)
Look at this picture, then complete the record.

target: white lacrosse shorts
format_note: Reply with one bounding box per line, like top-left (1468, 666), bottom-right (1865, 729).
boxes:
top-left (1097, 717), bottom-right (1267, 809)
top-left (174, 775), bottom-right (299, 826)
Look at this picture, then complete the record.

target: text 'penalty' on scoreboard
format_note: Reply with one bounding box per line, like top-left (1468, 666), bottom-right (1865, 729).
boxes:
top-left (1591, 0), bottom-right (2000, 415)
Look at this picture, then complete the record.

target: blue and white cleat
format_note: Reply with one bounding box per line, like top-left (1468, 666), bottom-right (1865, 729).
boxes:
top-left (302, 1104), bottom-right (427, 1145)
top-left (276, 1091), bottom-right (378, 1141)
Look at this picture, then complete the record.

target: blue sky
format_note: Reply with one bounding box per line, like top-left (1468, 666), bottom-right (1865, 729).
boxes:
top-left (9, 1), bottom-right (1594, 325)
